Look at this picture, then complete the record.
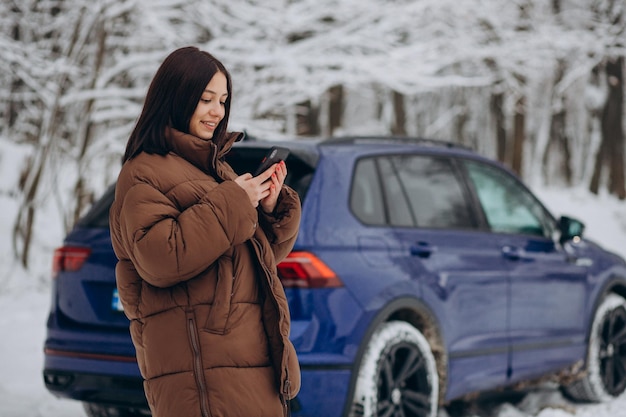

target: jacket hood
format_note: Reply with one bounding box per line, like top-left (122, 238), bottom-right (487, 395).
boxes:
top-left (164, 127), bottom-right (244, 178)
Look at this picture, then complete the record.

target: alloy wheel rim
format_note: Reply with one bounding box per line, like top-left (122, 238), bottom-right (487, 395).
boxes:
top-left (376, 342), bottom-right (432, 417)
top-left (599, 306), bottom-right (626, 396)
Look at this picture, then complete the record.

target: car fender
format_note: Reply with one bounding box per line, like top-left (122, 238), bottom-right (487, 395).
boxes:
top-left (585, 272), bottom-right (626, 345)
top-left (341, 296), bottom-right (448, 416)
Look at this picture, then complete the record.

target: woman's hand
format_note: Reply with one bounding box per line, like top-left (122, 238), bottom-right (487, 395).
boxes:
top-left (233, 161), bottom-right (285, 210)
top-left (260, 161), bottom-right (286, 214)
top-left (234, 170), bottom-right (272, 208)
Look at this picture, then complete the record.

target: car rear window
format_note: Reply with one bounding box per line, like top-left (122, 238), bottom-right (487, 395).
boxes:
top-left (77, 184), bottom-right (116, 228)
top-left (77, 146), bottom-right (316, 229)
top-left (225, 145), bottom-right (316, 200)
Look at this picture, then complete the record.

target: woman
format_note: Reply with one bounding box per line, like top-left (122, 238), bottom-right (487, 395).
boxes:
top-left (109, 46), bottom-right (301, 417)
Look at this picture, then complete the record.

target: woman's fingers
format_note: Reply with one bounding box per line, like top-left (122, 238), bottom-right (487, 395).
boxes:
top-left (236, 161), bottom-right (287, 209)
top-left (256, 164), bottom-right (277, 183)
top-left (274, 161), bottom-right (286, 185)
top-left (234, 173), bottom-right (274, 207)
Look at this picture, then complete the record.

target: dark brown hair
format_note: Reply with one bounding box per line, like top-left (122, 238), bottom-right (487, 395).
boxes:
top-left (123, 46), bottom-right (232, 162)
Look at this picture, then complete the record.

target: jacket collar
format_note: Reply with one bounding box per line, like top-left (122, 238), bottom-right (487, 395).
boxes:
top-left (164, 127), bottom-right (244, 179)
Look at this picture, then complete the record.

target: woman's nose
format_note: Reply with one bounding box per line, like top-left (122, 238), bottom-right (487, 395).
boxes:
top-left (209, 103), bottom-right (224, 117)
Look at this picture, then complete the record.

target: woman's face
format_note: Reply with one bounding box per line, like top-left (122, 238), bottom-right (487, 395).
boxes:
top-left (189, 71), bottom-right (228, 141)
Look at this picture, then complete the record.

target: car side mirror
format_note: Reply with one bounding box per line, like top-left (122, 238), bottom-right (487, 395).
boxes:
top-left (559, 216), bottom-right (585, 245)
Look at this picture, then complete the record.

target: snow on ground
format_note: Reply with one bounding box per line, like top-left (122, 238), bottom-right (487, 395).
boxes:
top-left (1, 185), bottom-right (626, 417)
top-left (0, 291), bottom-right (84, 417)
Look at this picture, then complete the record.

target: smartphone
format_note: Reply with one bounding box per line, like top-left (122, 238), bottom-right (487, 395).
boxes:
top-left (253, 146), bottom-right (290, 176)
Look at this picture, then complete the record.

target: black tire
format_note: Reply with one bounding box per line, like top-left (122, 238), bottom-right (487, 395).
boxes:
top-left (564, 293), bottom-right (626, 402)
top-left (82, 403), bottom-right (151, 417)
top-left (349, 321), bottom-right (439, 417)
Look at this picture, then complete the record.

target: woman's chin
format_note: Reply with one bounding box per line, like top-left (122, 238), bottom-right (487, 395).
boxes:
top-left (192, 130), bottom-right (214, 141)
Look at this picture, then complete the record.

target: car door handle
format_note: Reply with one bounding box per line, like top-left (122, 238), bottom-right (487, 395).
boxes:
top-left (410, 242), bottom-right (436, 258)
top-left (501, 245), bottom-right (527, 261)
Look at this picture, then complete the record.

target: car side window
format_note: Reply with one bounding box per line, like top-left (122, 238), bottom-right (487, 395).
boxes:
top-left (390, 155), bottom-right (475, 229)
top-left (350, 157), bottom-right (386, 225)
top-left (378, 157), bottom-right (414, 227)
top-left (463, 159), bottom-right (553, 237)
top-left (351, 154), bottom-right (475, 229)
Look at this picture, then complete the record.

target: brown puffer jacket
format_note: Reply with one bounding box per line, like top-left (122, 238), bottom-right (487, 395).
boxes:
top-left (109, 128), bottom-right (301, 417)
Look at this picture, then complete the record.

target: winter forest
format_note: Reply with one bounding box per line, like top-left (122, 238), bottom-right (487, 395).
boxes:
top-left (0, 0), bottom-right (625, 277)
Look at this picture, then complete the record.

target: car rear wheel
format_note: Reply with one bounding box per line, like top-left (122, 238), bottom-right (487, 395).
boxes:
top-left (349, 321), bottom-right (439, 417)
top-left (82, 403), bottom-right (151, 417)
top-left (564, 293), bottom-right (626, 402)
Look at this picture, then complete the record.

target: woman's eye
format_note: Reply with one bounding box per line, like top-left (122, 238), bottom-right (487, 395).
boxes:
top-left (220, 102), bottom-right (226, 106)
top-left (200, 99), bottom-right (210, 104)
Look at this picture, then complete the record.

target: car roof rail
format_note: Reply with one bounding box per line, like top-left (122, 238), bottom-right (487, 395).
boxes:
top-left (321, 136), bottom-right (473, 150)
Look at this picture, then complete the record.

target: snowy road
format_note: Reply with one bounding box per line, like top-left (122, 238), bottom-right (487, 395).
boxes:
top-left (0, 291), bottom-right (83, 417)
top-left (2, 290), bottom-right (626, 417)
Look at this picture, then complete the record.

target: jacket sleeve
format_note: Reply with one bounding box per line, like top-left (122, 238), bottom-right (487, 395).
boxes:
top-left (258, 185), bottom-right (301, 263)
top-left (117, 180), bottom-right (258, 288)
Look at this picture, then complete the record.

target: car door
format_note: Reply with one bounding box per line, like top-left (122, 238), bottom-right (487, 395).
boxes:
top-left (371, 153), bottom-right (512, 399)
top-left (462, 159), bottom-right (589, 384)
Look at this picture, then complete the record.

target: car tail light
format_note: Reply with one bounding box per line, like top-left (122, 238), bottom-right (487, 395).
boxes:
top-left (277, 251), bottom-right (343, 288)
top-left (52, 246), bottom-right (91, 278)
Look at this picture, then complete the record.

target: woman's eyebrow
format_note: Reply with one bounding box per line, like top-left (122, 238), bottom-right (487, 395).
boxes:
top-left (204, 89), bottom-right (228, 97)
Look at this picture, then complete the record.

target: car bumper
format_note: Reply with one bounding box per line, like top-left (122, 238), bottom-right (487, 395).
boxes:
top-left (292, 366), bottom-right (352, 417)
top-left (43, 349), bottom-right (147, 409)
top-left (44, 354), bottom-right (354, 416)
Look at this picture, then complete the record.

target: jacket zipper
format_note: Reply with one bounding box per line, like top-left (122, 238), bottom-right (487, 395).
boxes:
top-left (251, 238), bottom-right (293, 416)
top-left (283, 372), bottom-right (292, 417)
top-left (188, 316), bottom-right (210, 417)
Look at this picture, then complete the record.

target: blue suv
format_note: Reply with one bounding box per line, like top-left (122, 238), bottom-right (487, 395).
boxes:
top-left (44, 136), bottom-right (626, 417)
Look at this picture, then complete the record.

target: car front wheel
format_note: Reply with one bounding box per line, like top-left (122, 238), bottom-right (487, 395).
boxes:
top-left (349, 321), bottom-right (439, 417)
top-left (564, 293), bottom-right (626, 402)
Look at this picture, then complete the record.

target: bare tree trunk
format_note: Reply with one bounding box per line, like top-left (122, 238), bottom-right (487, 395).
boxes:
top-left (72, 19), bottom-right (108, 226)
top-left (605, 57), bottom-right (625, 199)
top-left (328, 85), bottom-right (343, 136)
top-left (8, 20), bottom-right (22, 129)
top-left (13, 103), bottom-right (60, 267)
top-left (543, 60), bottom-right (572, 185)
top-left (391, 90), bottom-right (406, 136)
top-left (296, 100), bottom-right (320, 136)
top-left (589, 57), bottom-right (625, 199)
top-left (589, 134), bottom-right (606, 195)
top-left (491, 92), bottom-right (506, 163)
top-left (511, 97), bottom-right (525, 176)
top-left (13, 158), bottom-right (45, 267)
top-left (455, 108), bottom-right (468, 147)
top-left (544, 108), bottom-right (573, 185)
